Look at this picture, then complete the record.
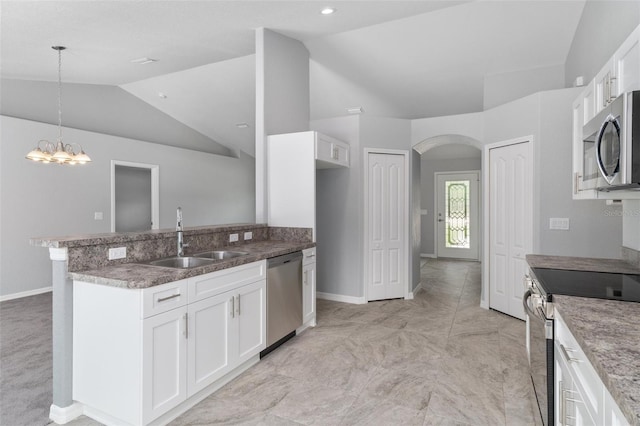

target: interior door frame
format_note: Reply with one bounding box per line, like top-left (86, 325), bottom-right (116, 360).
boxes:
top-left (363, 148), bottom-right (410, 302)
top-left (481, 135), bottom-right (536, 310)
top-left (111, 160), bottom-right (160, 232)
top-left (434, 170), bottom-right (480, 260)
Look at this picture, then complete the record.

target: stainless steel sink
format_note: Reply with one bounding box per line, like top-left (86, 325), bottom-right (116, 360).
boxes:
top-left (192, 250), bottom-right (249, 260)
top-left (146, 256), bottom-right (216, 269)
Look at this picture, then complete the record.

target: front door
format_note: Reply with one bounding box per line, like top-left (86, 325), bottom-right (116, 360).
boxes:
top-left (366, 152), bottom-right (406, 301)
top-left (435, 172), bottom-right (479, 260)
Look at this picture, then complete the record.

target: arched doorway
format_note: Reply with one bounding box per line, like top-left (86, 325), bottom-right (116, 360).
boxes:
top-left (414, 135), bottom-right (483, 259)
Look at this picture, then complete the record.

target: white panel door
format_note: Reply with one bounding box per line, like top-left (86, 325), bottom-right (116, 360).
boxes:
top-left (187, 292), bottom-right (233, 396)
top-left (436, 172), bottom-right (480, 260)
top-left (367, 153), bottom-right (406, 301)
top-left (235, 280), bottom-right (266, 365)
top-left (142, 306), bottom-right (187, 424)
top-left (489, 141), bottom-right (532, 320)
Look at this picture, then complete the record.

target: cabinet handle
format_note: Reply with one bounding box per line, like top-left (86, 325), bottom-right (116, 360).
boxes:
top-left (184, 313), bottom-right (188, 339)
top-left (230, 297), bottom-right (235, 318)
top-left (237, 294), bottom-right (241, 316)
top-left (574, 172), bottom-right (582, 194)
top-left (305, 253), bottom-right (316, 258)
top-left (157, 293), bottom-right (180, 303)
top-left (560, 344), bottom-right (581, 363)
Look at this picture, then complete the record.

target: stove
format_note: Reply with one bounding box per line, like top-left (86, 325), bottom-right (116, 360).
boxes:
top-left (530, 267), bottom-right (640, 303)
top-left (524, 267), bottom-right (640, 426)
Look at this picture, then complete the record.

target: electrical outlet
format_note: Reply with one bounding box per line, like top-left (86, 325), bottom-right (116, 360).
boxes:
top-left (94, 212), bottom-right (103, 220)
top-left (549, 218), bottom-right (570, 230)
top-left (229, 233), bottom-right (239, 242)
top-left (108, 247), bottom-right (127, 260)
top-left (244, 231), bottom-right (253, 240)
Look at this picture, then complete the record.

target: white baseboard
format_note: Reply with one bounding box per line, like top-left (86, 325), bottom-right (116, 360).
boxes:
top-left (420, 253), bottom-right (436, 258)
top-left (317, 292), bottom-right (367, 304)
top-left (49, 403), bottom-right (84, 424)
top-left (408, 282), bottom-right (424, 299)
top-left (1, 286), bottom-right (52, 302)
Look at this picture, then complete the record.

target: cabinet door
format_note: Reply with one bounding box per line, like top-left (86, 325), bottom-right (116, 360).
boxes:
top-left (615, 26), bottom-right (640, 96)
top-left (235, 280), bottom-right (266, 364)
top-left (302, 262), bottom-right (316, 325)
top-left (187, 292), bottom-right (234, 396)
top-left (142, 306), bottom-right (188, 424)
top-left (595, 60), bottom-right (615, 113)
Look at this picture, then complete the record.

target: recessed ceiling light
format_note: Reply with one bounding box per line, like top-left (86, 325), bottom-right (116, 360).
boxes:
top-left (321, 7), bottom-right (336, 15)
top-left (158, 92), bottom-right (167, 99)
top-left (347, 106), bottom-right (364, 114)
top-left (236, 123), bottom-right (250, 129)
top-left (130, 57), bottom-right (158, 65)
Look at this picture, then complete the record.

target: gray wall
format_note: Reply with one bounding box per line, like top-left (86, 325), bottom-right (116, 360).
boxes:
top-left (255, 28), bottom-right (310, 223)
top-left (1, 116), bottom-right (256, 298)
top-left (313, 116), bottom-right (361, 298)
top-left (564, 1), bottom-right (640, 87)
top-left (420, 156), bottom-right (482, 255)
top-left (411, 150), bottom-right (421, 291)
top-left (0, 79), bottom-right (231, 156)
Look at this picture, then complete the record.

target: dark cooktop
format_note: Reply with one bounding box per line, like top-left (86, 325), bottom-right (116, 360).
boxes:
top-left (531, 267), bottom-right (640, 303)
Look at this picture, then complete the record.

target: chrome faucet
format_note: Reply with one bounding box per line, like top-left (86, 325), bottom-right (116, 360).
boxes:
top-left (176, 207), bottom-right (189, 256)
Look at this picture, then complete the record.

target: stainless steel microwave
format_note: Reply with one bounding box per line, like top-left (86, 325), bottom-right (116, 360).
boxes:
top-left (582, 90), bottom-right (640, 191)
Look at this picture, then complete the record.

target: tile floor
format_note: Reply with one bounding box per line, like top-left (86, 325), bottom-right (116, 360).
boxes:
top-left (65, 259), bottom-right (539, 425)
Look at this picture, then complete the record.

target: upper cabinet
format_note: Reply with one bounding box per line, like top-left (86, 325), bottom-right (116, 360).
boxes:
top-left (267, 131), bottom-right (350, 241)
top-left (572, 25), bottom-right (640, 200)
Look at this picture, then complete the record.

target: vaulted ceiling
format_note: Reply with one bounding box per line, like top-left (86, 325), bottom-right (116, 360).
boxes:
top-left (1, 1), bottom-right (586, 156)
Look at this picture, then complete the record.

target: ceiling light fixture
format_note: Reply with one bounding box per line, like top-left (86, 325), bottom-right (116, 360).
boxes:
top-left (235, 122), bottom-right (250, 129)
top-left (25, 46), bottom-right (91, 165)
top-left (347, 106), bottom-right (364, 114)
top-left (321, 7), bottom-right (336, 15)
top-left (131, 57), bottom-right (158, 65)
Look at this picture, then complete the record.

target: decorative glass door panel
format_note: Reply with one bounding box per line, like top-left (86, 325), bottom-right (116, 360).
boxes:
top-left (445, 180), bottom-right (471, 249)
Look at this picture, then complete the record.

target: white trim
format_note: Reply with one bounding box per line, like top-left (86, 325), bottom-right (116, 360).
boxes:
top-left (49, 402), bottom-right (84, 424)
top-left (0, 286), bottom-right (52, 302)
top-left (482, 135), bottom-right (535, 311)
top-left (111, 160), bottom-right (160, 232)
top-left (408, 281), bottom-right (424, 299)
top-left (420, 253), bottom-right (436, 258)
top-left (363, 148), bottom-right (411, 302)
top-left (49, 247), bottom-right (68, 261)
top-left (434, 170), bottom-right (481, 260)
top-left (316, 292), bottom-right (367, 305)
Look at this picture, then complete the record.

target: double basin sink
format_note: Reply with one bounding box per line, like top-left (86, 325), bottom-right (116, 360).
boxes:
top-left (144, 250), bottom-right (248, 269)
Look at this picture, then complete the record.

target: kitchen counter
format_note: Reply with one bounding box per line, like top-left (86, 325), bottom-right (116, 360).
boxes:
top-left (526, 254), bottom-right (640, 274)
top-left (70, 240), bottom-right (314, 289)
top-left (554, 295), bottom-right (640, 426)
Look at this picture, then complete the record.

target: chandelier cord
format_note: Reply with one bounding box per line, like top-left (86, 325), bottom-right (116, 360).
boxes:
top-left (57, 48), bottom-right (63, 141)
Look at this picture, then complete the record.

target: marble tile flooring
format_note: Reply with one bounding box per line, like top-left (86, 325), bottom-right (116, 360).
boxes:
top-left (66, 259), bottom-right (539, 425)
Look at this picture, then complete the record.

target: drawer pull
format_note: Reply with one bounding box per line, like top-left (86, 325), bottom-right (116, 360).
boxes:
top-left (157, 293), bottom-right (180, 303)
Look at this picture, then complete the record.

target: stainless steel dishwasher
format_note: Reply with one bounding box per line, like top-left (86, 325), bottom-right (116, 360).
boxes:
top-left (264, 251), bottom-right (303, 353)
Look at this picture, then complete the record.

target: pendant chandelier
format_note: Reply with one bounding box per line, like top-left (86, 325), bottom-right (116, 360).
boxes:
top-left (25, 46), bottom-right (91, 165)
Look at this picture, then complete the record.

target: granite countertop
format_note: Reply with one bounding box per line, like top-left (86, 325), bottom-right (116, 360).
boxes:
top-left (554, 295), bottom-right (640, 426)
top-left (70, 240), bottom-right (314, 289)
top-left (526, 254), bottom-right (640, 274)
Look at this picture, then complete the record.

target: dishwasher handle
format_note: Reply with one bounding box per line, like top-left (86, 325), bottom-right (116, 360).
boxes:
top-left (267, 251), bottom-right (302, 268)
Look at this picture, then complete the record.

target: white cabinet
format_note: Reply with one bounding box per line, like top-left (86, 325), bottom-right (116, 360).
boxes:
top-left (73, 261), bottom-right (266, 426)
top-left (554, 310), bottom-right (629, 426)
top-left (301, 247), bottom-right (316, 328)
top-left (142, 306), bottom-right (188, 423)
top-left (268, 131), bottom-right (349, 241)
top-left (572, 24), bottom-right (640, 200)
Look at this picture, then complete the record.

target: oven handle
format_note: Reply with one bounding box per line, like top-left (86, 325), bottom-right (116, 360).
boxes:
top-left (522, 289), bottom-right (543, 321)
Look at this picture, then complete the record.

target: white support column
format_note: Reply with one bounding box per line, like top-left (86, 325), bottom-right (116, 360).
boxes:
top-left (48, 247), bottom-right (82, 424)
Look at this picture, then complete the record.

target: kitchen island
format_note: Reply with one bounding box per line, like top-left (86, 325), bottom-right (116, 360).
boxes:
top-left (32, 223), bottom-right (315, 426)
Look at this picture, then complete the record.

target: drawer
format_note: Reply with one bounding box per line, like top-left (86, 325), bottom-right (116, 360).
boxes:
top-left (188, 260), bottom-right (266, 303)
top-left (302, 247), bottom-right (316, 266)
top-left (555, 311), bottom-right (604, 422)
top-left (141, 279), bottom-right (188, 319)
